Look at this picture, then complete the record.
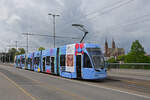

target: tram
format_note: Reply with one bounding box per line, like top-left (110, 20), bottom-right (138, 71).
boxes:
top-left (26, 53), bottom-right (34, 70)
top-left (15, 43), bottom-right (107, 80)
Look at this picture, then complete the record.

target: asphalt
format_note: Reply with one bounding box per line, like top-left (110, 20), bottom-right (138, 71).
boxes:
top-left (0, 71), bottom-right (32, 100)
top-left (0, 64), bottom-right (150, 100)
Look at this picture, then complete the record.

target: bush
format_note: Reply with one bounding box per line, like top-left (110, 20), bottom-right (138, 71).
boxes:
top-left (108, 57), bottom-right (117, 63)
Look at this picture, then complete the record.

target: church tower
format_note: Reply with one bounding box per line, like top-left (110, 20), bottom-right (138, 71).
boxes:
top-left (105, 39), bottom-right (108, 56)
top-left (112, 39), bottom-right (116, 48)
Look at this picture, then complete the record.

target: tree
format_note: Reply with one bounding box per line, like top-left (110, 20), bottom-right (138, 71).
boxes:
top-left (117, 55), bottom-right (126, 62)
top-left (38, 47), bottom-right (45, 51)
top-left (16, 48), bottom-right (25, 55)
top-left (125, 40), bottom-right (150, 63)
top-left (108, 57), bottom-right (117, 63)
top-left (8, 48), bottom-right (17, 62)
top-left (130, 40), bottom-right (145, 55)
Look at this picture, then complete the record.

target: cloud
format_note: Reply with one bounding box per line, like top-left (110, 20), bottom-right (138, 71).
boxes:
top-left (6, 14), bottom-right (21, 25)
top-left (0, 0), bottom-right (150, 54)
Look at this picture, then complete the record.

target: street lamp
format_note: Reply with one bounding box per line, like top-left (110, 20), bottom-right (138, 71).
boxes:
top-left (48, 13), bottom-right (60, 48)
top-left (72, 24), bottom-right (88, 43)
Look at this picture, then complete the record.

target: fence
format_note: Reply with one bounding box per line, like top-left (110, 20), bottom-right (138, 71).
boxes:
top-left (108, 63), bottom-right (150, 69)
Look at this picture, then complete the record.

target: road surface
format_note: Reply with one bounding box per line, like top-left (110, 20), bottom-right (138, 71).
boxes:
top-left (0, 64), bottom-right (150, 100)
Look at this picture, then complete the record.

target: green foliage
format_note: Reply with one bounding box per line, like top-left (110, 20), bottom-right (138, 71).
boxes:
top-left (8, 48), bottom-right (17, 54)
top-left (108, 57), bottom-right (117, 63)
top-left (8, 48), bottom-right (17, 62)
top-left (16, 48), bottom-right (25, 55)
top-left (125, 40), bottom-right (150, 63)
top-left (117, 55), bottom-right (126, 61)
top-left (7, 48), bottom-right (25, 62)
top-left (38, 47), bottom-right (45, 51)
top-left (130, 40), bottom-right (145, 55)
top-left (108, 40), bottom-right (150, 69)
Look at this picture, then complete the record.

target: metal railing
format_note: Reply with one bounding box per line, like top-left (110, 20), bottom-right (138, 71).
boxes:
top-left (108, 63), bottom-right (150, 69)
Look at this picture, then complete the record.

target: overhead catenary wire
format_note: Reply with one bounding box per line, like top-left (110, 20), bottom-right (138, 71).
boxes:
top-left (22, 32), bottom-right (81, 52)
top-left (57, 0), bottom-right (135, 33)
top-left (22, 33), bottom-right (80, 39)
top-left (85, 0), bottom-right (135, 20)
top-left (59, 0), bottom-right (125, 26)
top-left (95, 12), bottom-right (150, 34)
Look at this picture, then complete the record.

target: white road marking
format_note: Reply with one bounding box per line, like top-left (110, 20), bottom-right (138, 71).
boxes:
top-left (2, 65), bottom-right (150, 99)
top-left (47, 75), bottom-right (150, 99)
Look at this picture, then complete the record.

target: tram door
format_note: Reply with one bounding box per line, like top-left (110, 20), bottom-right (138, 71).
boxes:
top-left (43, 57), bottom-right (46, 72)
top-left (25, 58), bottom-right (28, 69)
top-left (51, 57), bottom-right (55, 74)
top-left (76, 55), bottom-right (82, 79)
top-left (56, 48), bottom-right (59, 75)
top-left (30, 58), bottom-right (32, 70)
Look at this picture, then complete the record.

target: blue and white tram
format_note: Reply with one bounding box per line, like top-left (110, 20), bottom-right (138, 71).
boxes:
top-left (15, 43), bottom-right (107, 80)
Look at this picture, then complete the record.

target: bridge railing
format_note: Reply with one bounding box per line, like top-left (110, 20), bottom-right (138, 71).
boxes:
top-left (108, 63), bottom-right (150, 70)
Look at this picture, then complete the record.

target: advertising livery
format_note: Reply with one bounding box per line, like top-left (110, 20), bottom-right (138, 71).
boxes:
top-left (15, 43), bottom-right (107, 80)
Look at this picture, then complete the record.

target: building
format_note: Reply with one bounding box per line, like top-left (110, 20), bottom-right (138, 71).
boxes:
top-left (105, 39), bottom-right (125, 58)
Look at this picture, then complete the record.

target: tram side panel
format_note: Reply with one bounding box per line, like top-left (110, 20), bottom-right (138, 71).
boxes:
top-left (27, 53), bottom-right (30, 70)
top-left (33, 51), bottom-right (41, 72)
top-left (27, 53), bottom-right (32, 70)
top-left (41, 49), bottom-right (50, 73)
top-left (14, 55), bottom-right (18, 68)
top-left (59, 44), bottom-right (77, 79)
top-left (17, 55), bottom-right (22, 69)
top-left (58, 43), bottom-right (107, 80)
top-left (49, 48), bottom-right (57, 75)
top-left (41, 48), bottom-right (59, 75)
top-left (21, 54), bottom-right (26, 69)
top-left (45, 49), bottom-right (51, 73)
top-left (41, 48), bottom-right (56, 74)
top-left (81, 43), bottom-right (107, 80)
top-left (18, 55), bottom-right (22, 68)
top-left (14, 43), bottom-right (107, 80)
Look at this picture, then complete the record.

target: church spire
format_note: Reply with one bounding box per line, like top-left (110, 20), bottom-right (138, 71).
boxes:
top-left (105, 38), bottom-right (108, 50)
top-left (112, 38), bottom-right (116, 48)
top-left (105, 38), bottom-right (108, 56)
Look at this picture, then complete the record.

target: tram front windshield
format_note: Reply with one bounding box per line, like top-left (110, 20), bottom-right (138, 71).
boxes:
top-left (87, 48), bottom-right (104, 69)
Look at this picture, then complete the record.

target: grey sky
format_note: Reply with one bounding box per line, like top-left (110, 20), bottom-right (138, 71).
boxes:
top-left (0, 0), bottom-right (150, 53)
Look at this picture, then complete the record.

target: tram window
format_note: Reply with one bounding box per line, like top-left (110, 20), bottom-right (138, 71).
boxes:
top-left (37, 57), bottom-right (40, 65)
top-left (83, 53), bottom-right (92, 68)
top-left (27, 58), bottom-right (30, 64)
top-left (34, 58), bottom-right (36, 65)
top-left (30, 58), bottom-right (32, 64)
top-left (46, 56), bottom-right (50, 65)
top-left (60, 55), bottom-right (66, 66)
top-left (22, 58), bottom-right (25, 64)
top-left (18, 59), bottom-right (20, 63)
